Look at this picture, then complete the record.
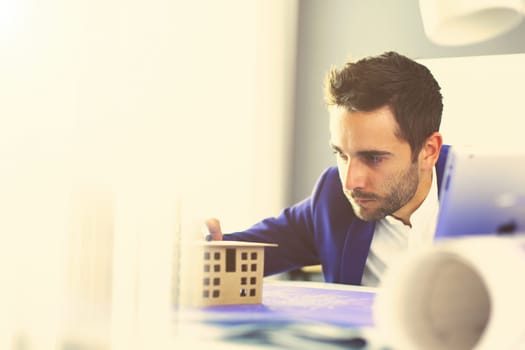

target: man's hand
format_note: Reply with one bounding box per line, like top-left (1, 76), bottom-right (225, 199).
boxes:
top-left (204, 218), bottom-right (223, 241)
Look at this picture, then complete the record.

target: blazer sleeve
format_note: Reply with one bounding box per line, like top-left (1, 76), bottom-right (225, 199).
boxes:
top-left (223, 167), bottom-right (337, 276)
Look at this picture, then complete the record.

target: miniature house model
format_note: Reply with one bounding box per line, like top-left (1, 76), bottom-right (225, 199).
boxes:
top-left (181, 241), bottom-right (277, 306)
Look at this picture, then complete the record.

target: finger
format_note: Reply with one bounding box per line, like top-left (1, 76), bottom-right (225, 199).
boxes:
top-left (204, 218), bottom-right (223, 241)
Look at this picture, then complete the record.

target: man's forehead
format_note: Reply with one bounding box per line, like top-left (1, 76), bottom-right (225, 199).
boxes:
top-left (329, 106), bottom-right (399, 136)
top-left (328, 104), bottom-right (351, 115)
top-left (328, 111), bottom-right (409, 156)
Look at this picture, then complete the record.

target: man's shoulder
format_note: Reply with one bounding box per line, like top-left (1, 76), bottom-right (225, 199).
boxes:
top-left (312, 166), bottom-right (341, 196)
top-left (311, 166), bottom-right (350, 209)
top-left (318, 166), bottom-right (340, 184)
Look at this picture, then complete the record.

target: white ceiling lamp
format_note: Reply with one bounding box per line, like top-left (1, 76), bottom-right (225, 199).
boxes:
top-left (419, 0), bottom-right (525, 46)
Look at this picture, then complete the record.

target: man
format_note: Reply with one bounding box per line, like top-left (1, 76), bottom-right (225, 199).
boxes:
top-left (206, 51), bottom-right (448, 286)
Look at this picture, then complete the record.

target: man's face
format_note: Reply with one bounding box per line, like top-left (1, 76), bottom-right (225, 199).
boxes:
top-left (329, 105), bottom-right (420, 221)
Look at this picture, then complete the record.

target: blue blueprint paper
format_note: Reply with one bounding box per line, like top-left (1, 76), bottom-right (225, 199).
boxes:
top-left (176, 283), bottom-right (388, 349)
top-left (193, 283), bottom-right (375, 327)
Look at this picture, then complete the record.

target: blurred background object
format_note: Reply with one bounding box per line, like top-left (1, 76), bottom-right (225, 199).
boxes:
top-left (419, 0), bottom-right (525, 46)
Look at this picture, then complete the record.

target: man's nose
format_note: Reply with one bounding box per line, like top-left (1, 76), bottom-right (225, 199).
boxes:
top-left (343, 159), bottom-right (366, 191)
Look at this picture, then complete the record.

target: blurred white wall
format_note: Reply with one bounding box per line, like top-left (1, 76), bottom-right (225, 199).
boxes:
top-left (179, 1), bottom-right (298, 234)
top-left (420, 53), bottom-right (525, 151)
top-left (0, 0), bottom-right (297, 349)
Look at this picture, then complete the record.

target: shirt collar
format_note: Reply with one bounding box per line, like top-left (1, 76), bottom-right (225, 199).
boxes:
top-left (409, 168), bottom-right (439, 233)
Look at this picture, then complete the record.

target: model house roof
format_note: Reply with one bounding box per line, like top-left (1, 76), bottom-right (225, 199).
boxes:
top-left (199, 241), bottom-right (278, 248)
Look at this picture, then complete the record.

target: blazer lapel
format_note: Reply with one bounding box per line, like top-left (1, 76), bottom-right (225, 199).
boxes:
top-left (340, 220), bottom-right (376, 285)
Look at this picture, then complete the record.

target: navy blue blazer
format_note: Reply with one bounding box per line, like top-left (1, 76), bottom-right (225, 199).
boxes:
top-left (224, 145), bottom-right (450, 285)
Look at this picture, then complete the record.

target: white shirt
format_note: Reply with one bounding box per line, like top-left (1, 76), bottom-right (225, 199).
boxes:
top-left (361, 169), bottom-right (439, 287)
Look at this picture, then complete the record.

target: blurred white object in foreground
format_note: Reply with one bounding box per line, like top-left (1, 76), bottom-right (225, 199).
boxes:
top-left (375, 234), bottom-right (525, 350)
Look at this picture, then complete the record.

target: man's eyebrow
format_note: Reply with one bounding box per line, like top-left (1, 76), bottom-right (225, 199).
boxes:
top-left (329, 142), bottom-right (393, 157)
top-left (329, 142), bottom-right (342, 152)
top-left (355, 150), bottom-right (393, 158)
top-left (329, 142), bottom-right (393, 158)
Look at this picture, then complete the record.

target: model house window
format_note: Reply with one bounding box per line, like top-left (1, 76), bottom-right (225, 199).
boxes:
top-left (226, 248), bottom-right (236, 272)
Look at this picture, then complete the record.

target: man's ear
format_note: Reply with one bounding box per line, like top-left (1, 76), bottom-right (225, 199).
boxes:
top-left (419, 132), bottom-right (443, 169)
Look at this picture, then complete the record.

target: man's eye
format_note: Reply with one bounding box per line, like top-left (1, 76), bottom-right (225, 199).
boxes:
top-left (365, 155), bottom-right (383, 165)
top-left (332, 150), bottom-right (348, 161)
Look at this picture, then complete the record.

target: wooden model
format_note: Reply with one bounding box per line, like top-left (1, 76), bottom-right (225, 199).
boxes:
top-left (181, 241), bottom-right (277, 306)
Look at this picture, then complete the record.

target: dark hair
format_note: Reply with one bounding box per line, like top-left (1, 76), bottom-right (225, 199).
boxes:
top-left (324, 51), bottom-right (443, 160)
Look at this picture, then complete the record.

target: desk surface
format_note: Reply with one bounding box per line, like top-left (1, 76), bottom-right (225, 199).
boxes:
top-left (184, 280), bottom-right (376, 327)
top-left (175, 280), bottom-right (385, 349)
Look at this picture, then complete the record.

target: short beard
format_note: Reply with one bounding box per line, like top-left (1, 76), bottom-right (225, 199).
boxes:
top-left (348, 161), bottom-right (419, 221)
